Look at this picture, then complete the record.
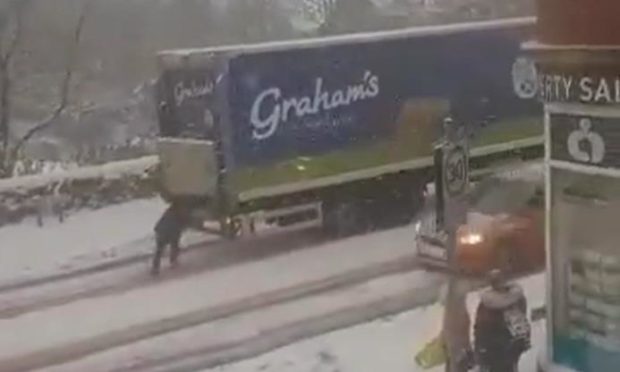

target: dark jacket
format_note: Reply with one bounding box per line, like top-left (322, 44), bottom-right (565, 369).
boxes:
top-left (154, 205), bottom-right (190, 242)
top-left (474, 283), bottom-right (531, 367)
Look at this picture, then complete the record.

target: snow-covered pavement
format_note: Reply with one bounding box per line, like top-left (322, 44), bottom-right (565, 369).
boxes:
top-left (0, 198), bottom-right (167, 285)
top-left (202, 274), bottom-right (546, 372)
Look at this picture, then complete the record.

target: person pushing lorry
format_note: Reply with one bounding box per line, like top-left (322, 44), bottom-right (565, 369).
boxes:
top-left (151, 203), bottom-right (191, 276)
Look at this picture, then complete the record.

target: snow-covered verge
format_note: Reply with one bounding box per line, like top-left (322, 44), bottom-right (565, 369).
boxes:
top-left (204, 274), bottom-right (547, 372)
top-left (0, 198), bottom-right (167, 285)
top-left (0, 156), bottom-right (160, 227)
top-left (0, 156), bottom-right (158, 192)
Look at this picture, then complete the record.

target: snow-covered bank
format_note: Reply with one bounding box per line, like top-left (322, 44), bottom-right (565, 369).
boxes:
top-left (0, 156), bottom-right (158, 193)
top-left (204, 274), bottom-right (547, 372)
top-left (0, 198), bottom-right (166, 285)
top-left (0, 156), bottom-right (159, 228)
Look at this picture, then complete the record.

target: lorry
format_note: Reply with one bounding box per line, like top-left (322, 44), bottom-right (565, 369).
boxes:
top-left (154, 17), bottom-right (542, 239)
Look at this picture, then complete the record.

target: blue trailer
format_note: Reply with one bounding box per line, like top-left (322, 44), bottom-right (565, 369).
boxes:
top-left (155, 17), bottom-right (542, 237)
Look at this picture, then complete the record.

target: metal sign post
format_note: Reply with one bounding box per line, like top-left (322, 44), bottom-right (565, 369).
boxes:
top-left (436, 118), bottom-right (470, 372)
top-left (443, 141), bottom-right (469, 229)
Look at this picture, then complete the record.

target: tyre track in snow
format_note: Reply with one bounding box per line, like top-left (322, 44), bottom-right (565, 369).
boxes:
top-left (0, 227), bottom-right (327, 319)
top-left (0, 236), bottom-right (160, 294)
top-left (4, 252), bottom-right (426, 372)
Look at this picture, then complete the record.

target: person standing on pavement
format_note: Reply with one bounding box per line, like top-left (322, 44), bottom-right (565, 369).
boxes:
top-left (152, 202), bottom-right (191, 276)
top-left (474, 269), bottom-right (531, 372)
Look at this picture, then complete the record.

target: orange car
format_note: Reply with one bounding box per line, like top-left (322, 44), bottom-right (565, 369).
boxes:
top-left (416, 168), bottom-right (545, 276)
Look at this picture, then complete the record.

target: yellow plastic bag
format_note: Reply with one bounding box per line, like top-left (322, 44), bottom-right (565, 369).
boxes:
top-left (415, 336), bottom-right (447, 369)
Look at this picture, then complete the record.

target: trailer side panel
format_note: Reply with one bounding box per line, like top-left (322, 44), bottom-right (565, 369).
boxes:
top-left (225, 23), bottom-right (541, 195)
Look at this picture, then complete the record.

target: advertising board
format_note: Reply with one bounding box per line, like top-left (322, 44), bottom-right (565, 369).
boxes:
top-left (551, 168), bottom-right (620, 372)
top-left (224, 24), bottom-right (541, 193)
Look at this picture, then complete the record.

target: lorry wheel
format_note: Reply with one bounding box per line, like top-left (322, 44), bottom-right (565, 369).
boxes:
top-left (221, 218), bottom-right (242, 240)
top-left (401, 184), bottom-right (426, 221)
top-left (410, 186), bottom-right (426, 217)
top-left (371, 186), bottom-right (425, 228)
top-left (322, 200), bottom-right (367, 238)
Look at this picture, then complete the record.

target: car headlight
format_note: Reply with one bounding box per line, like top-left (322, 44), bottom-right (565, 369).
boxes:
top-left (459, 232), bottom-right (484, 245)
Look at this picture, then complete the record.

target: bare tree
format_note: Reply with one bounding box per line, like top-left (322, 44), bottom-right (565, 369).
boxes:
top-left (0, 0), bottom-right (26, 173)
top-left (0, 0), bottom-right (90, 177)
top-left (291, 0), bottom-right (414, 36)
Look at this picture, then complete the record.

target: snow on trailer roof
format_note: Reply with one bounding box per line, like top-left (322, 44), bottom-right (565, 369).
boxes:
top-left (158, 16), bottom-right (536, 68)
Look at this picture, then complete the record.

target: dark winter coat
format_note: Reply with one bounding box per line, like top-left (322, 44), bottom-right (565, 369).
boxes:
top-left (154, 205), bottom-right (190, 244)
top-left (474, 283), bottom-right (531, 370)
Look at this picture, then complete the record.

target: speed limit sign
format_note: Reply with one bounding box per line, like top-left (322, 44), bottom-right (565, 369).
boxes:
top-left (443, 144), bottom-right (469, 198)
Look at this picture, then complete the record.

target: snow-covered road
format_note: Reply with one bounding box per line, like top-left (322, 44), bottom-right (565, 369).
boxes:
top-left (203, 274), bottom-right (546, 372)
top-left (37, 269), bottom-right (442, 372)
top-left (0, 221), bottom-right (427, 371)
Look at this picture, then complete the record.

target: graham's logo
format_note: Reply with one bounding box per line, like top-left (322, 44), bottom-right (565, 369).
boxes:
top-left (512, 57), bottom-right (538, 100)
top-left (249, 71), bottom-right (380, 141)
top-left (567, 118), bottom-right (605, 164)
top-left (174, 80), bottom-right (214, 106)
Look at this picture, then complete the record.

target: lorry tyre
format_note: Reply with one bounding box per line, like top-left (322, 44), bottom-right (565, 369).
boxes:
top-left (396, 182), bottom-right (426, 218)
top-left (322, 200), bottom-right (367, 238)
top-left (394, 185), bottom-right (426, 225)
top-left (221, 218), bottom-right (242, 240)
top-left (371, 185), bottom-right (425, 228)
top-left (222, 217), bottom-right (256, 239)
top-left (408, 186), bottom-right (426, 219)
